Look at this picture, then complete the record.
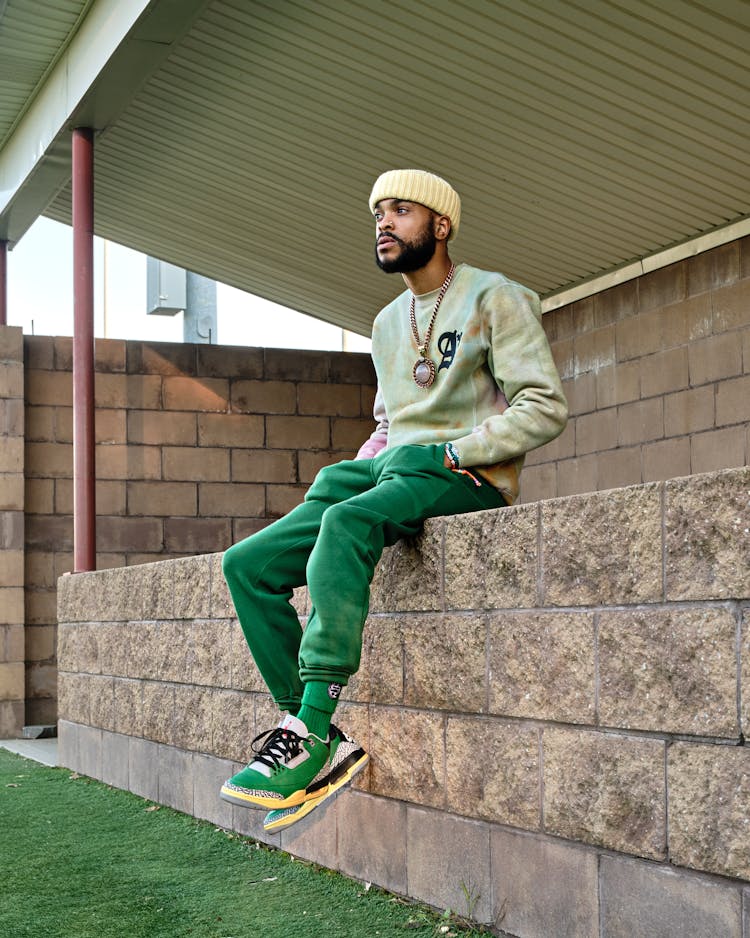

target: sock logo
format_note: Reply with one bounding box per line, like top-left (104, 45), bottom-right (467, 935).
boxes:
top-left (328, 682), bottom-right (343, 700)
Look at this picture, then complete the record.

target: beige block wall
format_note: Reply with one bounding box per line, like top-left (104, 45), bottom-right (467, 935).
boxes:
top-left (0, 325), bottom-right (25, 736)
top-left (22, 336), bottom-right (375, 726)
top-left (56, 465), bottom-right (750, 936)
top-left (523, 235), bottom-right (750, 502)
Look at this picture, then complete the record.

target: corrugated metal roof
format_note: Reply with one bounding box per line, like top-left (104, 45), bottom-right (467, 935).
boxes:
top-left (0, 0), bottom-right (91, 149)
top-left (5, 0), bottom-right (750, 334)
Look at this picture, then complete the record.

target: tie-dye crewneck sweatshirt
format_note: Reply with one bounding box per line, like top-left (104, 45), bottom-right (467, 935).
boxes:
top-left (361, 263), bottom-right (568, 504)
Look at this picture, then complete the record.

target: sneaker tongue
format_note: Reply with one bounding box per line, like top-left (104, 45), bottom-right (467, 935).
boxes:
top-left (281, 714), bottom-right (309, 737)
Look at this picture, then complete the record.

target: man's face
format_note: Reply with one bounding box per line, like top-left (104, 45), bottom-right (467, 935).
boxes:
top-left (373, 199), bottom-right (439, 273)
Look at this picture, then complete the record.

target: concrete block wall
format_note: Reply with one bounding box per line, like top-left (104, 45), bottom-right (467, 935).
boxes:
top-left (56, 465), bottom-right (750, 937)
top-left (0, 326), bottom-right (25, 736)
top-left (526, 236), bottom-right (750, 502)
top-left (21, 335), bottom-right (375, 724)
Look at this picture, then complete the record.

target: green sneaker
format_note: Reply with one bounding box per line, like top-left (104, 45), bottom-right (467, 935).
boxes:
top-left (263, 724), bottom-right (369, 832)
top-left (219, 715), bottom-right (329, 810)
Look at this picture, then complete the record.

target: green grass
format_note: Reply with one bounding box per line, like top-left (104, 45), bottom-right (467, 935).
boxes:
top-left (0, 750), bottom-right (492, 938)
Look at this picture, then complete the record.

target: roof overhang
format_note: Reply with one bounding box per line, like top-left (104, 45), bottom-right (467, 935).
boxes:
top-left (1, 0), bottom-right (748, 334)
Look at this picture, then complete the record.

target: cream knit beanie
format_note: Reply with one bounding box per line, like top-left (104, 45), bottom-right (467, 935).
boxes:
top-left (369, 169), bottom-right (461, 239)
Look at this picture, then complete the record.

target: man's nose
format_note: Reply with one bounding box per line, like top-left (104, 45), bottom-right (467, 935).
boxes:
top-left (378, 214), bottom-right (394, 231)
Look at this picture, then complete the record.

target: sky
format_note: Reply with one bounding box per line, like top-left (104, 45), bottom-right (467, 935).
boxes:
top-left (6, 217), bottom-right (371, 353)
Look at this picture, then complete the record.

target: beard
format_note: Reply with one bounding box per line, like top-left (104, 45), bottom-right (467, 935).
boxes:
top-left (375, 221), bottom-right (437, 273)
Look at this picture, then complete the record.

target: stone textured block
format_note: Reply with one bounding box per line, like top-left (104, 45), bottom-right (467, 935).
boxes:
top-left (173, 555), bottom-right (212, 619)
top-left (406, 806), bottom-right (492, 924)
top-left (141, 561), bottom-right (175, 620)
top-left (543, 728), bottom-right (666, 858)
top-left (229, 621), bottom-right (266, 693)
top-left (154, 621), bottom-right (193, 683)
top-left (444, 504), bottom-right (538, 610)
top-left (668, 742), bottom-right (750, 880)
top-left (600, 855), bottom-right (742, 938)
top-left (173, 685), bottom-right (214, 752)
top-left (124, 623), bottom-right (161, 681)
top-left (542, 484), bottom-right (663, 606)
top-left (369, 521), bottom-right (442, 613)
top-left (350, 616), bottom-right (403, 705)
top-left (665, 467), bottom-right (750, 600)
top-left (446, 717), bottom-right (540, 829)
top-left (211, 689), bottom-right (256, 762)
top-left (404, 613), bottom-right (486, 712)
top-left (599, 607), bottom-right (739, 737)
top-left (369, 707), bottom-right (445, 808)
top-left (158, 744), bottom-right (194, 815)
top-left (57, 671), bottom-right (89, 725)
top-left (743, 605), bottom-right (750, 738)
top-left (488, 611), bottom-right (595, 723)
top-left (336, 791), bottom-right (407, 896)
top-left (88, 675), bottom-right (115, 731)
top-left (191, 619), bottom-right (232, 688)
top-left (142, 682), bottom-right (175, 744)
top-left (491, 829), bottom-right (599, 938)
top-left (113, 678), bottom-right (144, 737)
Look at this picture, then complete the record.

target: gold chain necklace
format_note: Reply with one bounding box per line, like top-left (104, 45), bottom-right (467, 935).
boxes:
top-left (409, 263), bottom-right (456, 389)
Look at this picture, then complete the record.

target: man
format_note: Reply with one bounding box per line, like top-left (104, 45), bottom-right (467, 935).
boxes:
top-left (220, 169), bottom-right (568, 831)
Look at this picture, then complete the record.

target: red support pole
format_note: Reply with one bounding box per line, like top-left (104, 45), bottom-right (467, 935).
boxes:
top-left (0, 240), bottom-right (7, 326)
top-left (72, 128), bottom-right (96, 572)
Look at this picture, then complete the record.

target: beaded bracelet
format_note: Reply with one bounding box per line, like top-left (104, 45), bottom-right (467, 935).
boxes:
top-left (444, 442), bottom-right (460, 470)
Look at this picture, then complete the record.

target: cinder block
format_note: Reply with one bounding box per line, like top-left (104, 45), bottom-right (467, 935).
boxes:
top-left (687, 242), bottom-right (740, 297)
top-left (491, 829), bottom-right (599, 938)
top-left (576, 409), bottom-right (618, 456)
top-left (599, 607), bottom-right (738, 737)
top-left (2, 621), bottom-right (25, 658)
top-left (0, 549), bottom-right (23, 587)
top-left (0, 475), bottom-right (24, 511)
top-left (0, 661), bottom-right (24, 700)
top-left (596, 360), bottom-right (641, 408)
top-left (555, 454), bottom-right (598, 497)
top-left (543, 727), bottom-right (666, 858)
top-left (639, 262), bottom-right (686, 312)
top-left (94, 338), bottom-right (127, 373)
top-left (297, 450), bottom-right (345, 483)
top-left (142, 682), bottom-right (175, 744)
top-left (25, 624), bottom-right (56, 662)
top-left (0, 324), bottom-right (24, 361)
top-left (197, 412), bottom-right (264, 447)
top-left (297, 382), bottom-right (361, 416)
top-left (266, 415), bottom-right (330, 449)
top-left (328, 351), bottom-right (375, 385)
top-left (171, 554), bottom-right (212, 620)
top-left (192, 752), bottom-right (235, 828)
top-left (574, 325), bottom-right (615, 375)
top-left (230, 378), bottom-right (296, 414)
top-left (141, 562), bottom-right (175, 620)
top-left (664, 385), bottom-right (714, 436)
top-left (128, 481), bottom-right (197, 517)
top-left (717, 374), bottom-right (750, 427)
top-left (642, 438), bottom-right (691, 483)
top-left (640, 347), bottom-right (689, 400)
top-left (406, 805), bottom-right (492, 924)
top-left (662, 293), bottom-right (713, 349)
top-left (101, 730), bottom-right (130, 790)
top-left (600, 854), bottom-right (742, 938)
top-left (95, 373), bottom-right (162, 410)
top-left (563, 372), bottom-right (595, 416)
top-left (96, 516), bottom-right (163, 556)
top-left (0, 589), bottom-right (24, 627)
top-left (197, 344), bottom-right (262, 379)
top-left (691, 427), bottom-right (746, 475)
top-left (488, 611), bottom-right (595, 723)
top-left (198, 482), bottom-right (264, 517)
top-left (594, 279), bottom-right (638, 326)
top-left (541, 484), bottom-right (663, 606)
top-left (446, 717), bottom-right (540, 829)
top-left (158, 744), bottom-right (194, 814)
top-left (25, 405), bottom-right (56, 442)
top-left (616, 312), bottom-right (662, 362)
top-left (113, 679), bottom-right (144, 737)
top-left (231, 448), bottom-right (296, 484)
top-left (126, 341), bottom-right (195, 377)
top-left (127, 409), bottom-right (197, 445)
top-left (191, 619), bottom-right (232, 688)
top-left (0, 699), bottom-right (24, 737)
top-left (356, 616), bottom-right (403, 705)
top-left (265, 484), bottom-right (307, 518)
top-left (25, 370), bottom-right (73, 407)
top-left (617, 397), bottom-right (664, 446)
top-left (164, 517), bottom-right (232, 555)
top-left (264, 347), bottom-right (329, 382)
top-left (665, 467), bottom-right (750, 601)
top-left (24, 440), bottom-right (68, 477)
top-left (173, 685), bottom-right (215, 753)
top-left (518, 463), bottom-right (557, 504)
top-left (689, 332), bottom-right (743, 385)
top-left (163, 446), bottom-right (229, 482)
top-left (0, 362), bottom-right (24, 398)
top-left (211, 689), bottom-right (256, 763)
top-left (331, 417), bottom-right (373, 450)
top-left (336, 791), bottom-right (407, 896)
top-left (129, 737), bottom-right (160, 801)
top-left (714, 279), bottom-right (750, 333)
top-left (161, 376), bottom-right (228, 413)
top-left (96, 444), bottom-right (161, 481)
top-left (668, 742), bottom-right (750, 880)
top-left (596, 446), bottom-right (642, 491)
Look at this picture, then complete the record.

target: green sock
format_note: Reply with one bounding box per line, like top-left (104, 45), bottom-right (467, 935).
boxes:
top-left (296, 680), bottom-right (342, 740)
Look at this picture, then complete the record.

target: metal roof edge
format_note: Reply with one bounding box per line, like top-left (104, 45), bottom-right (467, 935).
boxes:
top-left (541, 215), bottom-right (750, 313)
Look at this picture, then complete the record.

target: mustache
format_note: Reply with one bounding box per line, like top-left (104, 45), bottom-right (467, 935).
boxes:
top-left (377, 233), bottom-right (405, 246)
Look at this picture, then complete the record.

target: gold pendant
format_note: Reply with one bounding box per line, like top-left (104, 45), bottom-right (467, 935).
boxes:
top-left (413, 357), bottom-right (436, 388)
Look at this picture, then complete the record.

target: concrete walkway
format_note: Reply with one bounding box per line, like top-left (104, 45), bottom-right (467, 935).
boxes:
top-left (0, 738), bottom-right (58, 767)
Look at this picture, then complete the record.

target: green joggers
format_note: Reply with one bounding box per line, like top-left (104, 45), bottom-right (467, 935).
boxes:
top-left (221, 443), bottom-right (505, 713)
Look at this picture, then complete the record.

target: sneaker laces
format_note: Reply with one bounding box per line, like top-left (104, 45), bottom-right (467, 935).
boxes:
top-left (250, 727), bottom-right (304, 771)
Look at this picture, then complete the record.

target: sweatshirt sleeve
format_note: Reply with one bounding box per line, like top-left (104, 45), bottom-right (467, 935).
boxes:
top-left (451, 283), bottom-right (568, 467)
top-left (355, 384), bottom-right (389, 459)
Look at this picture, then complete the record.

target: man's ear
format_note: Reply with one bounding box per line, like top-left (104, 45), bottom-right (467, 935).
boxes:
top-left (434, 213), bottom-right (451, 242)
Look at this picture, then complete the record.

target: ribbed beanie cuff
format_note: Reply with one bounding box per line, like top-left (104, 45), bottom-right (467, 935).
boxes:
top-left (369, 169), bottom-right (461, 239)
